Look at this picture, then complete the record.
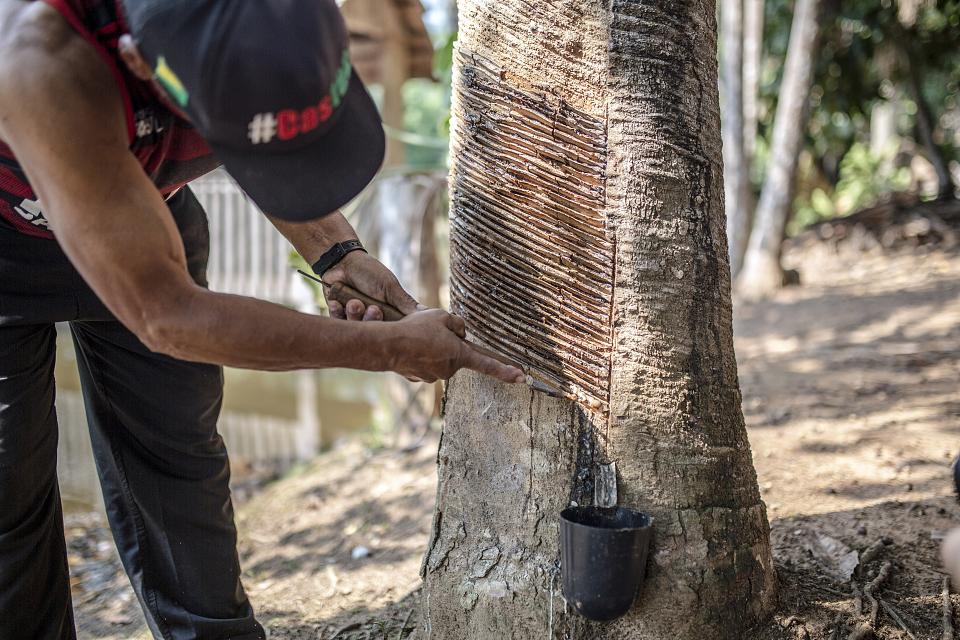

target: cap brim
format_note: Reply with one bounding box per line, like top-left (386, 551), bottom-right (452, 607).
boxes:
top-left (211, 71), bottom-right (386, 222)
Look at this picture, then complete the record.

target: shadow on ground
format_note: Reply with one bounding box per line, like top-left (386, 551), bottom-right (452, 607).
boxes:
top-left (257, 589), bottom-right (420, 640)
top-left (756, 496), bottom-right (959, 640)
top-left (69, 244), bottom-right (960, 639)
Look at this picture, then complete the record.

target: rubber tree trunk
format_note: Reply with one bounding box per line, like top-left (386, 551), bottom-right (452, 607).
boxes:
top-left (721, 0), bottom-right (752, 278)
top-left (737, 0), bottom-right (821, 300)
top-left (420, 1), bottom-right (777, 638)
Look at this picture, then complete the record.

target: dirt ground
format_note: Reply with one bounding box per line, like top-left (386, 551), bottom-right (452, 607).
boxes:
top-left (71, 241), bottom-right (960, 639)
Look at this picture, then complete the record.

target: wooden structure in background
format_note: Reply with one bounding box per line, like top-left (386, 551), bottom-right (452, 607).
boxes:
top-left (340, 0), bottom-right (434, 166)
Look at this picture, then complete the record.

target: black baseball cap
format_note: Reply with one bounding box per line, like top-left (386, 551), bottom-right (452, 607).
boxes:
top-left (121, 0), bottom-right (386, 221)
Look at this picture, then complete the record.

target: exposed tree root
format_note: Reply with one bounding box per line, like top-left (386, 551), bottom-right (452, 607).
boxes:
top-left (864, 562), bottom-right (894, 626)
top-left (329, 622), bottom-right (362, 639)
top-left (944, 577), bottom-right (955, 640)
top-left (396, 609), bottom-right (414, 640)
top-left (879, 599), bottom-right (916, 640)
top-left (851, 583), bottom-right (863, 618)
top-left (845, 543), bottom-right (894, 640)
top-left (847, 623), bottom-right (874, 640)
top-left (830, 610), bottom-right (846, 640)
top-left (857, 539), bottom-right (887, 576)
top-left (847, 583), bottom-right (872, 640)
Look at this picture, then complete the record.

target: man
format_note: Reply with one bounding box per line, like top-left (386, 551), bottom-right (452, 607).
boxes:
top-left (0, 0), bottom-right (524, 637)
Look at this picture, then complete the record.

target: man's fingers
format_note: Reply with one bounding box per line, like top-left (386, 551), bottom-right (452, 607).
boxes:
top-left (328, 300), bottom-right (346, 319)
top-left (462, 346), bottom-right (526, 384)
top-left (446, 314), bottom-right (467, 339)
top-left (386, 282), bottom-right (421, 316)
top-left (345, 299), bottom-right (365, 321)
top-left (363, 305), bottom-right (384, 322)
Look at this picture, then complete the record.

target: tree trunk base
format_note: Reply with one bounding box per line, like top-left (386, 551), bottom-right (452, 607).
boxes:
top-left (420, 373), bottom-right (778, 640)
top-left (736, 253), bottom-right (786, 302)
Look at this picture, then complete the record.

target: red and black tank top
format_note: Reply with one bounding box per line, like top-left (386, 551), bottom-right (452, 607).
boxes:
top-left (0, 0), bottom-right (220, 238)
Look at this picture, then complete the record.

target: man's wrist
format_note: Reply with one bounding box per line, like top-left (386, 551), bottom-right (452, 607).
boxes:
top-left (267, 210), bottom-right (361, 265)
top-left (311, 239), bottom-right (366, 277)
top-left (351, 316), bottom-right (402, 373)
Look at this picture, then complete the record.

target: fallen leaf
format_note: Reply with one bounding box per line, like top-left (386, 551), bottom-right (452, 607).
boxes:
top-left (801, 532), bottom-right (859, 582)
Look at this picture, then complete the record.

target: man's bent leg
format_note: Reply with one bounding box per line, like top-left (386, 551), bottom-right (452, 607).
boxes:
top-left (70, 320), bottom-right (263, 640)
top-left (0, 324), bottom-right (75, 640)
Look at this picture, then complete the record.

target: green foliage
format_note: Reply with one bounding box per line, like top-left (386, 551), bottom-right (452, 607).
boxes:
top-left (791, 142), bottom-right (911, 232)
top-left (391, 31), bottom-right (457, 170)
top-left (434, 31), bottom-right (456, 81)
top-left (396, 2), bottom-right (960, 234)
top-left (401, 79), bottom-right (450, 169)
top-left (753, 0), bottom-right (960, 232)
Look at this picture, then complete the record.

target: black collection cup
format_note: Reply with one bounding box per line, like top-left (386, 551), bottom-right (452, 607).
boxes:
top-left (559, 506), bottom-right (653, 621)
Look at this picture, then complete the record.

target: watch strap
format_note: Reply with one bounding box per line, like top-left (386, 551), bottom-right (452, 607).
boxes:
top-left (311, 239), bottom-right (366, 277)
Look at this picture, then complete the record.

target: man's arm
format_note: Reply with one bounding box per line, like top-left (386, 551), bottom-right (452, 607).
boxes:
top-left (269, 212), bottom-right (420, 321)
top-left (0, 5), bottom-right (523, 383)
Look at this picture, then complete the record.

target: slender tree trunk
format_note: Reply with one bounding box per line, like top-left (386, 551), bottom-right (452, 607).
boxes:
top-left (721, 0), bottom-right (751, 278)
top-left (737, 0), bottom-right (765, 280)
top-left (737, 0), bottom-right (821, 300)
top-left (446, 0), bottom-right (457, 33)
top-left (743, 0), bottom-right (765, 161)
top-left (420, 1), bottom-right (776, 638)
top-left (904, 60), bottom-right (955, 200)
top-left (880, 23), bottom-right (954, 200)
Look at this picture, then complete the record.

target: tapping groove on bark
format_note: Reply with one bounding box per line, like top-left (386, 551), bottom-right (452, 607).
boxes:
top-left (570, 406), bottom-right (596, 508)
top-left (449, 52), bottom-right (614, 414)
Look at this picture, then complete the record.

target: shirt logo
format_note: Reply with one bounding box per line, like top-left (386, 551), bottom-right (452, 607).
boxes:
top-left (155, 56), bottom-right (189, 107)
top-left (247, 50), bottom-right (352, 145)
top-left (14, 197), bottom-right (47, 229)
top-left (134, 109), bottom-right (165, 139)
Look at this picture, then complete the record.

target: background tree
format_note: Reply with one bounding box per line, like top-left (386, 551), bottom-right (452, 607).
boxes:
top-left (737, 0), bottom-right (823, 300)
top-left (888, 3), bottom-right (958, 200)
top-left (420, 1), bottom-right (776, 638)
top-left (722, 0), bottom-right (753, 278)
top-left (801, 0), bottom-right (959, 203)
top-left (732, 0), bottom-right (960, 295)
top-left (743, 0), bottom-right (765, 162)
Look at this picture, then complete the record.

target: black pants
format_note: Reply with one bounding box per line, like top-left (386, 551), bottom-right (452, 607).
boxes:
top-left (0, 189), bottom-right (264, 639)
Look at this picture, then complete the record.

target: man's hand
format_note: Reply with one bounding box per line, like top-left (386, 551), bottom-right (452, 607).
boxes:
top-left (266, 211), bottom-right (420, 321)
top-left (387, 309), bottom-right (525, 384)
top-left (320, 252), bottom-right (525, 385)
top-left (323, 250), bottom-right (421, 321)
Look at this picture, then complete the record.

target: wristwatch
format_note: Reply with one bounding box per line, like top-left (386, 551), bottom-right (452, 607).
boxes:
top-left (311, 239), bottom-right (366, 277)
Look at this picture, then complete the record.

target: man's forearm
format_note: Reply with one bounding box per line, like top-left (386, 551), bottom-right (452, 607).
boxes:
top-left (268, 210), bottom-right (357, 264)
top-left (146, 284), bottom-right (396, 371)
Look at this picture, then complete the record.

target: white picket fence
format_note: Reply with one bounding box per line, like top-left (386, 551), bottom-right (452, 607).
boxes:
top-left (57, 176), bottom-right (322, 509)
top-left (191, 170), bottom-right (310, 308)
top-left (56, 386), bottom-right (312, 511)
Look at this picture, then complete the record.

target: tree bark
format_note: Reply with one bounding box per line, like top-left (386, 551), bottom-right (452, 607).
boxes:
top-left (420, 1), bottom-right (777, 638)
top-left (721, 0), bottom-right (752, 278)
top-left (737, 0), bottom-right (821, 300)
